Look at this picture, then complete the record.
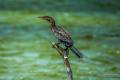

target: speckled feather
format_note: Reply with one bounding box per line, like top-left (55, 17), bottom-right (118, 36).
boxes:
top-left (51, 26), bottom-right (73, 44)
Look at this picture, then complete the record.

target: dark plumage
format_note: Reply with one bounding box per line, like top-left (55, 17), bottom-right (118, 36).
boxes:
top-left (39, 16), bottom-right (83, 58)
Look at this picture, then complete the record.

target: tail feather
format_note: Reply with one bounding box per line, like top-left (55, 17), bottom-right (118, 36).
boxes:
top-left (70, 46), bottom-right (83, 58)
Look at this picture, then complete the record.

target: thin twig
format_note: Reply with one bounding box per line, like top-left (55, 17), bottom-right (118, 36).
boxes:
top-left (52, 42), bottom-right (73, 80)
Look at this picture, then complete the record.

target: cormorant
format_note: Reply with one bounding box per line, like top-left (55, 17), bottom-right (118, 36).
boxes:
top-left (39, 16), bottom-right (83, 58)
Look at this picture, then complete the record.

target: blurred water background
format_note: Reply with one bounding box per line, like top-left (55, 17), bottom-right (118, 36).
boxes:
top-left (0, 0), bottom-right (120, 80)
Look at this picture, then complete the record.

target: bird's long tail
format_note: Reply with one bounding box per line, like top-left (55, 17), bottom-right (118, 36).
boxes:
top-left (70, 46), bottom-right (83, 58)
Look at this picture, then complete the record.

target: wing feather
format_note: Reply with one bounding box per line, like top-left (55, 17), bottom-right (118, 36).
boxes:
top-left (52, 26), bottom-right (72, 43)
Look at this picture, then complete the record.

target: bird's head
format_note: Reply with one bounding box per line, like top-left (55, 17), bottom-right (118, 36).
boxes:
top-left (38, 16), bottom-right (55, 23)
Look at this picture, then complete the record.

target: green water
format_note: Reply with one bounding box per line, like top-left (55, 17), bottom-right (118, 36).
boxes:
top-left (0, 12), bottom-right (120, 80)
top-left (0, 0), bottom-right (120, 80)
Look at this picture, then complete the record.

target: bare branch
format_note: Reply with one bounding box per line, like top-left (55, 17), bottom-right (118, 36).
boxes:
top-left (52, 42), bottom-right (73, 80)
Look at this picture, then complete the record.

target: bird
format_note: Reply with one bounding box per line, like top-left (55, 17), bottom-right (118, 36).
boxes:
top-left (38, 16), bottom-right (83, 58)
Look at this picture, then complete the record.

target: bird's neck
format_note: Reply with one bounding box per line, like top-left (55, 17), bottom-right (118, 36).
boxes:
top-left (50, 21), bottom-right (56, 28)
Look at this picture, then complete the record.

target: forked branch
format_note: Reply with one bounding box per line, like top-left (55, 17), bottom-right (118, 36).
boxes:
top-left (52, 42), bottom-right (73, 80)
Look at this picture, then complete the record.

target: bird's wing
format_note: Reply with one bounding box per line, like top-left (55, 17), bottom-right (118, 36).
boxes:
top-left (57, 27), bottom-right (71, 38)
top-left (53, 26), bottom-right (72, 42)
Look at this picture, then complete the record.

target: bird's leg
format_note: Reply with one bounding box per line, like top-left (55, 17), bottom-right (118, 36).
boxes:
top-left (65, 47), bottom-right (69, 56)
top-left (63, 47), bottom-right (69, 58)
